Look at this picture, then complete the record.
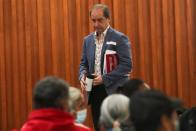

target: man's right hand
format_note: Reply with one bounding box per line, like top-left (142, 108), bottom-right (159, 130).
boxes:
top-left (80, 74), bottom-right (87, 93)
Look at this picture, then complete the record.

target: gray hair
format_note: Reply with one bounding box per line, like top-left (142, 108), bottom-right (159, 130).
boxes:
top-left (68, 86), bottom-right (82, 112)
top-left (100, 94), bottom-right (130, 130)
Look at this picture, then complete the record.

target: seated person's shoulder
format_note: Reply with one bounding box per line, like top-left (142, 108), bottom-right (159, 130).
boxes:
top-left (73, 123), bottom-right (92, 131)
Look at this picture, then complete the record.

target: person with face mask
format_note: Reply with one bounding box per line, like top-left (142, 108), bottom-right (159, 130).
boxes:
top-left (69, 86), bottom-right (88, 124)
top-left (21, 77), bottom-right (91, 131)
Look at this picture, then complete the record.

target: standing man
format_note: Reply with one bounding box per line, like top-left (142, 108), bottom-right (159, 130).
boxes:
top-left (79, 4), bottom-right (132, 131)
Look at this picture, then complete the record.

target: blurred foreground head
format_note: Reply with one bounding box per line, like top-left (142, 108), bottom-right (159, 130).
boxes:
top-left (69, 86), bottom-right (87, 123)
top-left (100, 94), bottom-right (134, 131)
top-left (119, 78), bottom-right (150, 98)
top-left (130, 90), bottom-right (181, 131)
top-left (33, 76), bottom-right (69, 110)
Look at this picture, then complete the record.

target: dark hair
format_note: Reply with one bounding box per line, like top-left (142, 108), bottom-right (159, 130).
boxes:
top-left (33, 76), bottom-right (69, 109)
top-left (180, 107), bottom-right (196, 131)
top-left (90, 4), bottom-right (110, 19)
top-left (130, 90), bottom-right (175, 131)
top-left (118, 79), bottom-right (145, 98)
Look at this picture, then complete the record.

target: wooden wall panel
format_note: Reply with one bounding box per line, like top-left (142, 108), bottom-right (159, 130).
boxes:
top-left (192, 0), bottom-right (196, 106)
top-left (190, 0), bottom-right (196, 104)
top-left (0, 0), bottom-right (195, 130)
top-left (174, 0), bottom-right (191, 106)
top-left (161, 0), bottom-right (177, 96)
top-left (0, 0), bottom-right (7, 130)
top-left (18, 0), bottom-right (28, 125)
top-left (150, 0), bottom-right (165, 91)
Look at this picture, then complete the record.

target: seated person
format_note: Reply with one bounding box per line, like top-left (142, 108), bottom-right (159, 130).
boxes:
top-left (118, 78), bottom-right (150, 98)
top-left (69, 86), bottom-right (87, 124)
top-left (99, 94), bottom-right (134, 131)
top-left (130, 90), bottom-right (180, 131)
top-left (21, 76), bottom-right (91, 131)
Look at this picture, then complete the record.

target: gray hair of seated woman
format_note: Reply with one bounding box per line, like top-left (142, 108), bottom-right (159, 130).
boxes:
top-left (68, 86), bottom-right (83, 113)
top-left (100, 94), bottom-right (130, 131)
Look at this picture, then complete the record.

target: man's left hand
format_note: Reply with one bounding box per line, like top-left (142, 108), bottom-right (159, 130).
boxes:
top-left (93, 75), bottom-right (103, 86)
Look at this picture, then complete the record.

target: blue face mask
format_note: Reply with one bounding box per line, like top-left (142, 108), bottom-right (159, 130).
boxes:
top-left (75, 109), bottom-right (87, 123)
top-left (174, 119), bottom-right (180, 131)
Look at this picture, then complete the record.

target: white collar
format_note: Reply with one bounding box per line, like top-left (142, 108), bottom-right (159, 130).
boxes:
top-left (94, 25), bottom-right (110, 37)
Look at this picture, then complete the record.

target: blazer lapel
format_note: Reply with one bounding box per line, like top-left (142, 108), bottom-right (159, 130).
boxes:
top-left (101, 27), bottom-right (113, 73)
top-left (89, 35), bottom-right (96, 73)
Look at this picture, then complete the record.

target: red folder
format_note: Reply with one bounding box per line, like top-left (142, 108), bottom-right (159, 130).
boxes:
top-left (105, 54), bottom-right (119, 73)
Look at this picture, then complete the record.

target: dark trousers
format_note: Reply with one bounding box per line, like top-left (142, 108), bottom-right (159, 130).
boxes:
top-left (88, 84), bottom-right (108, 131)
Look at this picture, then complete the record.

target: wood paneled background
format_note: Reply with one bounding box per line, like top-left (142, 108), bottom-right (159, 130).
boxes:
top-left (0, 0), bottom-right (195, 130)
